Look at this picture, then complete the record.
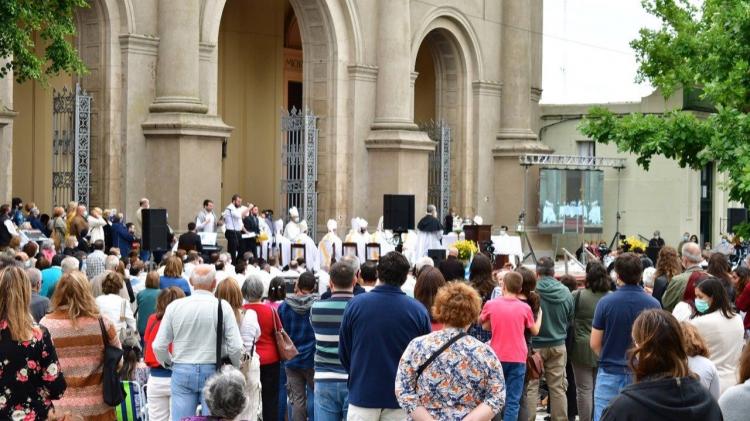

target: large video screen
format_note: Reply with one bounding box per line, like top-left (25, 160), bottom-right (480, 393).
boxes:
top-left (539, 169), bottom-right (604, 233)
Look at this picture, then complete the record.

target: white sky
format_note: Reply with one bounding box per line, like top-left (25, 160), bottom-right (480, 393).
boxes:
top-left (541, 0), bottom-right (662, 104)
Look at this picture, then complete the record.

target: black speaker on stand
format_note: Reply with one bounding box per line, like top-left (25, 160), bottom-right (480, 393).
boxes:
top-left (142, 209), bottom-right (169, 251)
top-left (383, 194), bottom-right (415, 253)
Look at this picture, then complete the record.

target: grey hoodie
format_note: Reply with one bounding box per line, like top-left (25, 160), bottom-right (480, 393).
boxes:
top-left (285, 293), bottom-right (318, 315)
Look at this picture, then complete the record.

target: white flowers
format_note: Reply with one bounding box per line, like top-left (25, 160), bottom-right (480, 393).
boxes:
top-left (46, 363), bottom-right (58, 376)
top-left (11, 409), bottom-right (26, 421)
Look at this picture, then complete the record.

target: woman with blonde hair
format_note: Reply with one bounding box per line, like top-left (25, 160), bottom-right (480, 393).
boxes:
top-left (680, 322), bottom-right (720, 399)
top-left (396, 282), bottom-right (506, 420)
top-left (41, 270), bottom-right (122, 421)
top-left (215, 278), bottom-right (244, 324)
top-left (0, 265), bottom-right (67, 420)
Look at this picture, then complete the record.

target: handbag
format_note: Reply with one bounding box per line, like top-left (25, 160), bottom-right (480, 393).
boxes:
top-left (526, 350), bottom-right (544, 380)
top-left (416, 331), bottom-right (468, 381)
top-left (216, 300), bottom-right (233, 369)
top-left (98, 317), bottom-right (126, 406)
top-left (272, 308), bottom-right (299, 361)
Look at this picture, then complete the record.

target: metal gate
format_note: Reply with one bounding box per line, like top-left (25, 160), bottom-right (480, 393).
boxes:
top-left (52, 84), bottom-right (91, 207)
top-left (281, 107), bottom-right (318, 241)
top-left (420, 120), bottom-right (451, 220)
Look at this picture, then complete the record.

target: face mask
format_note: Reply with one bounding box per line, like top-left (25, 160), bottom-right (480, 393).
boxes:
top-left (683, 235), bottom-right (689, 241)
top-left (695, 298), bottom-right (710, 314)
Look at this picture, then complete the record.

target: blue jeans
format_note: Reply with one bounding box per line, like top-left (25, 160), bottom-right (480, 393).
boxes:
top-left (593, 369), bottom-right (631, 421)
top-left (501, 362), bottom-right (526, 421)
top-left (171, 363), bottom-right (216, 420)
top-left (314, 381), bottom-right (349, 421)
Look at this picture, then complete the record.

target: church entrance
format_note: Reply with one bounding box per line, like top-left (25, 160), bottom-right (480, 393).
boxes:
top-left (414, 29), bottom-right (467, 219)
top-left (217, 0), bottom-right (304, 216)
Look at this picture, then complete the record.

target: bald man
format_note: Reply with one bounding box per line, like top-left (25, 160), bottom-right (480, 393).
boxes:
top-left (661, 242), bottom-right (704, 311)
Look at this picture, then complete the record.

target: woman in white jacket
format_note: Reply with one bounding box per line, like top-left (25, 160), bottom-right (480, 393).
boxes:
top-left (95, 272), bottom-right (136, 333)
top-left (690, 277), bottom-right (744, 394)
top-left (87, 207), bottom-right (107, 244)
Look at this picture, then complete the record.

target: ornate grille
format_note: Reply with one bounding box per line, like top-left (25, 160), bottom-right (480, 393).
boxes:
top-left (281, 107), bottom-right (318, 241)
top-left (52, 84), bottom-right (91, 207)
top-left (420, 120), bottom-right (451, 221)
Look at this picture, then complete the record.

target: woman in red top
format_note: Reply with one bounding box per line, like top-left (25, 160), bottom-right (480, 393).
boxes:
top-left (733, 266), bottom-right (750, 330)
top-left (242, 274), bottom-right (281, 421)
top-left (143, 287), bottom-right (185, 421)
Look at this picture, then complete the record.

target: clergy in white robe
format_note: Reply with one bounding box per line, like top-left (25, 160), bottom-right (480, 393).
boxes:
top-left (344, 217), bottom-right (369, 259)
top-left (414, 205), bottom-right (443, 261)
top-left (283, 206), bottom-right (301, 241)
top-left (371, 216), bottom-right (396, 256)
top-left (318, 219), bottom-right (342, 270)
top-left (295, 220), bottom-right (320, 272)
top-left (273, 219), bottom-right (292, 267)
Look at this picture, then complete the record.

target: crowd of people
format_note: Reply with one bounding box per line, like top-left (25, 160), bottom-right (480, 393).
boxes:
top-left (2, 195), bottom-right (750, 421)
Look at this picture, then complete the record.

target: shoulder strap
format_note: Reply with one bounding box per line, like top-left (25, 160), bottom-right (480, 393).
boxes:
top-left (416, 331), bottom-right (467, 380)
top-left (216, 300), bottom-right (224, 369)
top-left (98, 317), bottom-right (110, 346)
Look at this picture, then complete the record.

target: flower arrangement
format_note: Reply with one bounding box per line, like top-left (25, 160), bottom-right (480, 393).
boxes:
top-left (454, 240), bottom-right (479, 261)
top-left (621, 236), bottom-right (647, 252)
top-left (258, 232), bottom-right (269, 243)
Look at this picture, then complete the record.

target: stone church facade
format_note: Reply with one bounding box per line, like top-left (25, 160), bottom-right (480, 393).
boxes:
top-left (0, 0), bottom-right (547, 239)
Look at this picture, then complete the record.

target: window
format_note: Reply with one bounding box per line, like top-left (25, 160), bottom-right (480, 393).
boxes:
top-left (577, 140), bottom-right (595, 157)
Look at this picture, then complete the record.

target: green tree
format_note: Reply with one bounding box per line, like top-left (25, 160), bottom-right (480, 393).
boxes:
top-left (580, 0), bottom-right (750, 235)
top-left (0, 0), bottom-right (88, 83)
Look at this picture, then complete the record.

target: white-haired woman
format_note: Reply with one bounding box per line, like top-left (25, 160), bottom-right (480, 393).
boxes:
top-left (242, 274), bottom-right (280, 421)
top-left (181, 365), bottom-right (248, 421)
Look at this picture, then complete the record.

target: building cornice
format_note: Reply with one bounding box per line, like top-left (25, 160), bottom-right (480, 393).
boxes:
top-left (348, 64), bottom-right (378, 82)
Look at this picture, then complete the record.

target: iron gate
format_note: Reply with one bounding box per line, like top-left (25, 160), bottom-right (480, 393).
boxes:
top-left (420, 120), bottom-right (451, 221)
top-left (52, 84), bottom-right (91, 207)
top-left (281, 107), bottom-right (318, 241)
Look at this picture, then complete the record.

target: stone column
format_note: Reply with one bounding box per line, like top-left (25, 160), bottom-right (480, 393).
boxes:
top-left (494, 0), bottom-right (552, 253)
top-left (0, 58), bottom-right (16, 204)
top-left (142, 0), bottom-right (232, 230)
top-left (365, 0), bottom-right (433, 224)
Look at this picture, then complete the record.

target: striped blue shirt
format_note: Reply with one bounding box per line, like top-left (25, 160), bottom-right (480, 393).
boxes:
top-left (310, 291), bottom-right (354, 382)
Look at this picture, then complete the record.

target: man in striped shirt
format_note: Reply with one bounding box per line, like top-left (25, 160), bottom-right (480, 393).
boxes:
top-left (310, 261), bottom-right (357, 420)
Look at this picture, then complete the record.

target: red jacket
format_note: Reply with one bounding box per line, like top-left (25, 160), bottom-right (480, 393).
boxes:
top-left (143, 314), bottom-right (172, 368)
top-left (735, 284), bottom-right (750, 329)
top-left (244, 303), bottom-right (280, 365)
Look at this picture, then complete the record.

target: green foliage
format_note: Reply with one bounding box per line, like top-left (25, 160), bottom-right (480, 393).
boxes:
top-left (0, 0), bottom-right (88, 83)
top-left (580, 0), bottom-right (750, 210)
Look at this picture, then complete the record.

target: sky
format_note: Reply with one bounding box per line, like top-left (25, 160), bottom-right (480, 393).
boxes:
top-left (541, 0), bottom-right (663, 104)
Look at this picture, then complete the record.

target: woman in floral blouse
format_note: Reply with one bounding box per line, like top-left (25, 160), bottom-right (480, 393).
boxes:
top-left (0, 265), bottom-right (67, 420)
top-left (396, 282), bottom-right (506, 420)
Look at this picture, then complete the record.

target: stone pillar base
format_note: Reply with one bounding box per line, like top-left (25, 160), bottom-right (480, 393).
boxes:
top-left (365, 129), bottom-right (434, 226)
top-left (142, 112), bottom-right (232, 230)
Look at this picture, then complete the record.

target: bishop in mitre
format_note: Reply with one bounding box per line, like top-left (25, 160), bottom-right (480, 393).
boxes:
top-left (345, 217), bottom-right (369, 260)
top-left (318, 219), bottom-right (343, 270)
top-left (295, 220), bottom-right (320, 272)
top-left (283, 206), bottom-right (301, 241)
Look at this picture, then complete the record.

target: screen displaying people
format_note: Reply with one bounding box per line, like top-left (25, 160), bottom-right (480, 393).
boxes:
top-left (539, 169), bottom-right (604, 233)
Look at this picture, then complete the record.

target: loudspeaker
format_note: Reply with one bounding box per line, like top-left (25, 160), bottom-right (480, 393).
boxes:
top-left (142, 209), bottom-right (169, 251)
top-left (728, 208), bottom-right (748, 233)
top-left (383, 194), bottom-right (415, 232)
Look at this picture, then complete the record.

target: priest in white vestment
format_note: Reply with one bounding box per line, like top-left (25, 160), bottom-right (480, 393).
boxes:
top-left (274, 219), bottom-right (292, 267)
top-left (295, 220), bottom-right (320, 272)
top-left (414, 205), bottom-right (443, 261)
top-left (345, 217), bottom-right (369, 259)
top-left (318, 219), bottom-right (342, 270)
top-left (283, 206), bottom-right (302, 241)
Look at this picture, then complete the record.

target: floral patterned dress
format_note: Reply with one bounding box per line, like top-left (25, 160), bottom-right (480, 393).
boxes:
top-left (0, 320), bottom-right (67, 421)
top-left (395, 327), bottom-right (506, 420)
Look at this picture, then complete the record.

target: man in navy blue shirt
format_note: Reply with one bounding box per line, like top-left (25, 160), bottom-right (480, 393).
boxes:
top-left (590, 252), bottom-right (660, 421)
top-left (339, 251), bottom-right (431, 420)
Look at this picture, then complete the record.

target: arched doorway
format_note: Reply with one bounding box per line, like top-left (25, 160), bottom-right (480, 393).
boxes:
top-left (12, 0), bottom-right (114, 211)
top-left (413, 28), bottom-right (468, 218)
